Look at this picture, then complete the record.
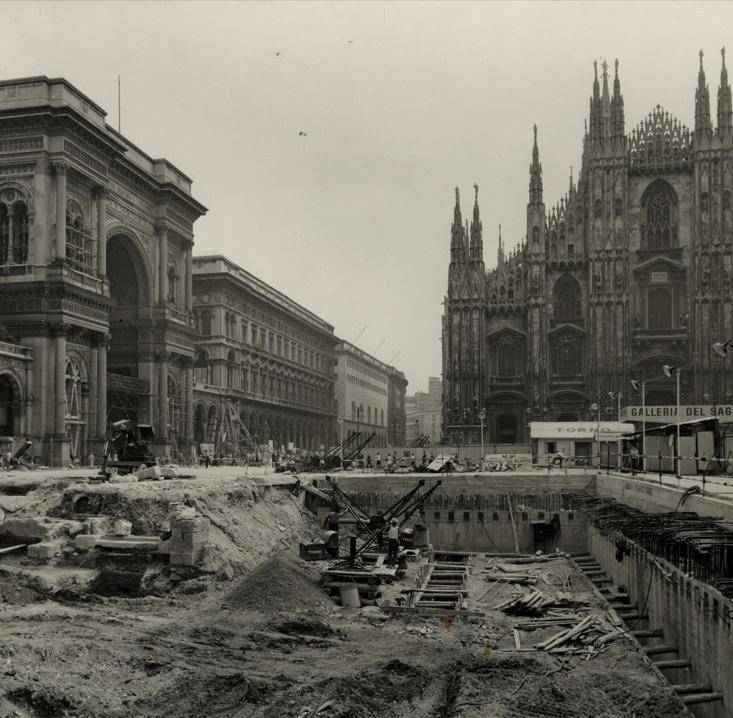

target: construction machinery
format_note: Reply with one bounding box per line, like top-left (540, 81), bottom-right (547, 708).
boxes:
top-left (324, 476), bottom-right (442, 566)
top-left (100, 419), bottom-right (156, 478)
top-left (216, 401), bottom-right (256, 458)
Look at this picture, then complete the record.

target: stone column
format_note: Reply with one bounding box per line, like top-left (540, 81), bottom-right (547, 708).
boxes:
top-left (158, 227), bottom-right (168, 304)
top-left (185, 245), bottom-right (193, 311)
top-left (54, 327), bottom-right (66, 435)
top-left (54, 162), bottom-right (68, 262)
top-left (97, 334), bottom-right (108, 435)
top-left (96, 187), bottom-right (107, 277)
top-left (158, 353), bottom-right (169, 440)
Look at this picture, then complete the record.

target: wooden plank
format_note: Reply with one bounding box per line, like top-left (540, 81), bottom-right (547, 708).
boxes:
top-left (513, 629), bottom-right (522, 649)
top-left (385, 605), bottom-right (485, 618)
top-left (0, 544), bottom-right (27, 555)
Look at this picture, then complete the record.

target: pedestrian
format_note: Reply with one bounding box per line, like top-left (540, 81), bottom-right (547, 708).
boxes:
top-left (204, 453), bottom-right (211, 468)
top-left (87, 451), bottom-right (95, 468)
top-left (629, 444), bottom-right (639, 475)
top-left (366, 454), bottom-right (372, 469)
top-left (387, 518), bottom-right (400, 565)
top-left (376, 452), bottom-right (382, 469)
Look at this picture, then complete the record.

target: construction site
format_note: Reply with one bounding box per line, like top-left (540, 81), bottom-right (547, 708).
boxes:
top-left (0, 458), bottom-right (731, 718)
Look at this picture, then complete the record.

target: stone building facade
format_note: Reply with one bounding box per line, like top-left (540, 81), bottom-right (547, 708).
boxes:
top-left (191, 255), bottom-right (337, 453)
top-left (443, 53), bottom-right (733, 444)
top-left (0, 76), bottom-right (206, 463)
top-left (334, 341), bottom-right (407, 449)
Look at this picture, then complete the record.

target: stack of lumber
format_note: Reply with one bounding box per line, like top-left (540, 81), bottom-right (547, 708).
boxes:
top-left (534, 615), bottom-right (625, 656)
top-left (484, 572), bottom-right (538, 586)
top-left (495, 589), bottom-right (588, 616)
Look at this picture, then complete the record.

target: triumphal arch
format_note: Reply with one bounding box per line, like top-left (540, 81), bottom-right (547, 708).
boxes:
top-left (0, 76), bottom-right (206, 464)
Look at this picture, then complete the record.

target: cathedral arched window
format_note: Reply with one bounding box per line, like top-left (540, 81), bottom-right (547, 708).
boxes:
top-left (551, 336), bottom-right (582, 376)
top-left (724, 190), bottom-right (731, 210)
top-left (0, 191), bottom-right (29, 267)
top-left (553, 274), bottom-right (582, 321)
top-left (497, 343), bottom-right (515, 378)
top-left (593, 199), bottom-right (602, 219)
top-left (614, 197), bottom-right (623, 217)
top-left (647, 288), bottom-right (672, 330)
top-left (641, 180), bottom-right (678, 250)
top-left (66, 200), bottom-right (95, 275)
top-left (532, 226), bottom-right (539, 243)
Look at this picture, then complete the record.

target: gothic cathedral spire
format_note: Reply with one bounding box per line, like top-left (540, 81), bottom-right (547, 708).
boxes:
top-left (497, 223), bottom-right (504, 266)
top-left (469, 182), bottom-right (483, 261)
top-left (718, 47), bottom-right (732, 136)
top-left (610, 59), bottom-right (625, 141)
top-left (696, 49), bottom-right (712, 137)
top-left (450, 186), bottom-right (466, 263)
top-left (529, 124), bottom-right (543, 205)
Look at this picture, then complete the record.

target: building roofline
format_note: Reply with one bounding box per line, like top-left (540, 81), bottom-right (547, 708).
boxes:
top-left (192, 254), bottom-right (335, 336)
top-left (0, 75), bottom-right (107, 116)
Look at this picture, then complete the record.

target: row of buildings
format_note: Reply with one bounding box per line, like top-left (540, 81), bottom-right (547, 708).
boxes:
top-left (443, 52), bottom-right (733, 445)
top-left (0, 75), bottom-right (406, 463)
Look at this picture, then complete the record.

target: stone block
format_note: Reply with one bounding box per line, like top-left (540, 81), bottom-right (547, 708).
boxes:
top-left (112, 519), bottom-right (132, 536)
top-left (85, 516), bottom-right (114, 536)
top-left (27, 542), bottom-right (60, 560)
top-left (75, 534), bottom-right (98, 551)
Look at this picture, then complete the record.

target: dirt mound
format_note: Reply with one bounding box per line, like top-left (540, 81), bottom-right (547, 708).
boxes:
top-left (269, 617), bottom-right (337, 637)
top-left (225, 554), bottom-right (330, 612)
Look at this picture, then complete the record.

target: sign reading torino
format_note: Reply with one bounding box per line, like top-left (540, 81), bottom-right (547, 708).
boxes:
top-left (529, 422), bottom-right (635, 440)
top-left (622, 406), bottom-right (733, 423)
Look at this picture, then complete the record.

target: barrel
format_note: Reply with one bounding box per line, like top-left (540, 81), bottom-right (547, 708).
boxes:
top-left (413, 523), bottom-right (430, 548)
top-left (340, 583), bottom-right (361, 608)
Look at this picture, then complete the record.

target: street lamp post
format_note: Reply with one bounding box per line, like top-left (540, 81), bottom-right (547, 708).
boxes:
top-left (663, 364), bottom-right (681, 478)
top-left (608, 392), bottom-right (622, 470)
top-left (630, 380), bottom-right (646, 473)
top-left (478, 409), bottom-right (486, 468)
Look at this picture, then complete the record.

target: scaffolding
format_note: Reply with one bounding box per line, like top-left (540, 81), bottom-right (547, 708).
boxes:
top-left (216, 401), bottom-right (256, 456)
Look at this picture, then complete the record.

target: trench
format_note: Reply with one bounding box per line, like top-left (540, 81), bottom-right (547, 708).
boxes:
top-left (316, 471), bottom-right (733, 718)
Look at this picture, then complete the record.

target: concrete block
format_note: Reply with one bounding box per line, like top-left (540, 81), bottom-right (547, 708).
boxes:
top-left (27, 542), bottom-right (60, 560)
top-left (75, 534), bottom-right (98, 551)
top-left (85, 516), bottom-right (113, 536)
top-left (112, 519), bottom-right (132, 536)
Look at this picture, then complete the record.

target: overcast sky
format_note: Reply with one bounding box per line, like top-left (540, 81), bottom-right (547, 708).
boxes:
top-left (6, 2), bottom-right (733, 391)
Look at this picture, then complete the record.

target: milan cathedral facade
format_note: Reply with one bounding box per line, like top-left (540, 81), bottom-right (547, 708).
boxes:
top-left (442, 52), bottom-right (733, 444)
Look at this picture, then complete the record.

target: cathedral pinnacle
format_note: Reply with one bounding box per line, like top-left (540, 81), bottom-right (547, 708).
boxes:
top-left (529, 125), bottom-right (543, 206)
top-left (470, 181), bottom-right (483, 262)
top-left (718, 46), bottom-right (732, 135)
top-left (497, 223), bottom-right (504, 266)
top-left (696, 48), bottom-right (712, 137)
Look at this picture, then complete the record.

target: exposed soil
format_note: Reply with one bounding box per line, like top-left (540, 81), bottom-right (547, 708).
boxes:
top-left (0, 472), bottom-right (692, 718)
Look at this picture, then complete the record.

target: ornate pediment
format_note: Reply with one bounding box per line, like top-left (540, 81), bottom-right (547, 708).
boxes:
top-left (633, 255), bottom-right (685, 277)
top-left (628, 106), bottom-right (692, 175)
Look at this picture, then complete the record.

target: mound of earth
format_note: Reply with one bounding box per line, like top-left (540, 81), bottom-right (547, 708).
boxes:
top-left (225, 554), bottom-right (330, 612)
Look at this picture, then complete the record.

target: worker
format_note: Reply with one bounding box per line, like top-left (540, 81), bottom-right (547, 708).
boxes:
top-left (387, 518), bottom-right (400, 565)
top-left (324, 503), bottom-right (341, 533)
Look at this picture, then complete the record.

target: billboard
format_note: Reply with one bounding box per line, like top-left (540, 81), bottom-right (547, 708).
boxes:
top-left (622, 406), bottom-right (733, 423)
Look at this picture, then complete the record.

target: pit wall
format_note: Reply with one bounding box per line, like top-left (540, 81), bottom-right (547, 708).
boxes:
top-left (425, 508), bottom-right (586, 554)
top-left (329, 473), bottom-right (594, 497)
top-left (589, 526), bottom-right (733, 718)
top-left (596, 473), bottom-right (733, 523)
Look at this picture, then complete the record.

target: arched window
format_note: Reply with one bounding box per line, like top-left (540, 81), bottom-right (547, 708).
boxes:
top-left (648, 288), bottom-right (672, 330)
top-left (194, 403), bottom-right (206, 443)
top-left (614, 197), bottom-right (623, 217)
top-left (553, 274), bottom-right (582, 321)
top-left (241, 364), bottom-right (249, 392)
top-left (497, 343), bottom-right (516, 378)
top-left (593, 198), bottom-right (602, 219)
top-left (641, 180), bottom-right (678, 249)
top-left (167, 262), bottom-right (179, 304)
top-left (201, 310), bottom-right (212, 336)
top-left (552, 336), bottom-right (582, 376)
top-left (1, 201), bottom-right (30, 265)
top-left (0, 374), bottom-right (18, 435)
top-left (65, 356), bottom-right (87, 461)
top-left (66, 201), bottom-right (95, 275)
top-left (226, 349), bottom-right (236, 389)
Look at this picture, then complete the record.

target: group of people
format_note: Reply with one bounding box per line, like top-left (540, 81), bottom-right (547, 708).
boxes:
top-left (362, 451), bottom-right (435, 472)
